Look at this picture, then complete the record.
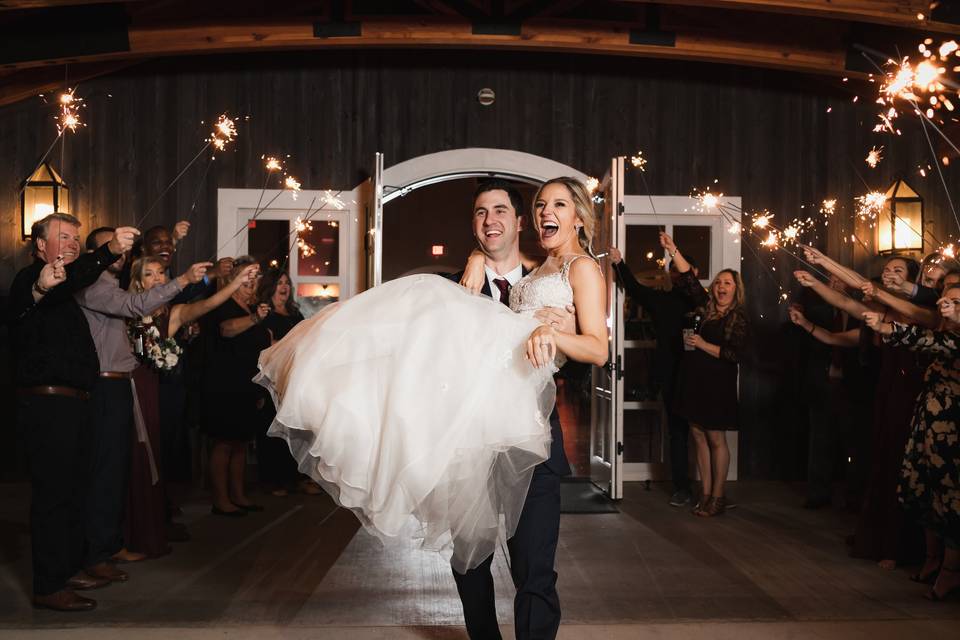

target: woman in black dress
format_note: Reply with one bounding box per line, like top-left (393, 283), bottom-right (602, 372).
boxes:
top-left (661, 232), bottom-right (749, 517)
top-left (203, 256), bottom-right (272, 516)
top-left (255, 269), bottom-right (307, 496)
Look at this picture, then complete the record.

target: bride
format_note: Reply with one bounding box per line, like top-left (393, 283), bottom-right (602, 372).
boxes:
top-left (255, 176), bottom-right (608, 572)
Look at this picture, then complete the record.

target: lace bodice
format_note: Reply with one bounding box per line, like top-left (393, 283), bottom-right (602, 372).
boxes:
top-left (509, 254), bottom-right (594, 314)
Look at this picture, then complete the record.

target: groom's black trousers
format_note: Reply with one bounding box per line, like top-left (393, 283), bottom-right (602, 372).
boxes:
top-left (453, 465), bottom-right (562, 640)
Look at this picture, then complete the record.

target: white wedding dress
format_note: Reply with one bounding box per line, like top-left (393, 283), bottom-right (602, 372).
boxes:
top-left (255, 255), bottom-right (589, 572)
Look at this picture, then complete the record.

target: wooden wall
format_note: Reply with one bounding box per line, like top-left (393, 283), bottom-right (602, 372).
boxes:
top-left (1, 49), bottom-right (957, 479)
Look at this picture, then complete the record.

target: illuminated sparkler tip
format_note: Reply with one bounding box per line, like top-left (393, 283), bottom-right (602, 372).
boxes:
top-left (264, 156), bottom-right (282, 171)
top-left (630, 151), bottom-right (647, 171)
top-left (865, 146), bottom-right (884, 168)
top-left (585, 177), bottom-right (599, 194)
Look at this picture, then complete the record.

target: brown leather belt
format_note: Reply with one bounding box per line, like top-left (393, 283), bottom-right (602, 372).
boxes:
top-left (100, 371), bottom-right (133, 380)
top-left (18, 386), bottom-right (91, 401)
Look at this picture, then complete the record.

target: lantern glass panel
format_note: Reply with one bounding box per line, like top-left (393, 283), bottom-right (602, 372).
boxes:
top-left (892, 201), bottom-right (922, 252)
top-left (23, 185), bottom-right (56, 232)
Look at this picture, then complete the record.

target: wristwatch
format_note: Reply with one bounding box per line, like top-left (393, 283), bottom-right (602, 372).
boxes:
top-left (669, 248), bottom-right (678, 259)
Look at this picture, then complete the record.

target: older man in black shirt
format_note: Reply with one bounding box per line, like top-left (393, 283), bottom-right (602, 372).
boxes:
top-left (8, 213), bottom-right (136, 612)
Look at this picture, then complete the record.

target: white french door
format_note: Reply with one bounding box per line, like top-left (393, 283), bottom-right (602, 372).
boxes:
top-left (589, 156), bottom-right (625, 499)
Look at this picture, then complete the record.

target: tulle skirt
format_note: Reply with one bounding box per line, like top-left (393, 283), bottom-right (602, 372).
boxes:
top-left (254, 274), bottom-right (557, 572)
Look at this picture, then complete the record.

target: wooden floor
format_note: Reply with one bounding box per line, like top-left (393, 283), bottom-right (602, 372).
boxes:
top-left (1, 480), bottom-right (957, 638)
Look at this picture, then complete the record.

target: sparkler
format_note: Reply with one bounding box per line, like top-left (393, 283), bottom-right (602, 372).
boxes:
top-left (209, 114), bottom-right (237, 151)
top-left (630, 151), bottom-right (647, 172)
top-left (865, 145), bottom-right (884, 168)
top-left (585, 177), bottom-right (599, 194)
top-left (284, 175), bottom-right (302, 200)
top-left (136, 112), bottom-right (239, 226)
top-left (855, 191), bottom-right (888, 221)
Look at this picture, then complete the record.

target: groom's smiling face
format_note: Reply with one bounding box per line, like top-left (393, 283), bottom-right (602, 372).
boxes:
top-left (473, 189), bottom-right (522, 257)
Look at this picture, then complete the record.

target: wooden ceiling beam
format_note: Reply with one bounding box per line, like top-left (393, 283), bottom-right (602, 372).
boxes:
top-left (618, 0), bottom-right (958, 33)
top-left (0, 0), bottom-right (140, 10)
top-left (0, 16), bottom-right (850, 75)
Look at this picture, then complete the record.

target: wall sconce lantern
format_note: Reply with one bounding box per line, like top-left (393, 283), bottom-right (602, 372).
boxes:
top-left (20, 162), bottom-right (69, 240)
top-left (877, 178), bottom-right (923, 255)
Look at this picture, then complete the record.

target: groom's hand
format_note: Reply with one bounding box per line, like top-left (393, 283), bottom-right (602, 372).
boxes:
top-left (534, 304), bottom-right (576, 334)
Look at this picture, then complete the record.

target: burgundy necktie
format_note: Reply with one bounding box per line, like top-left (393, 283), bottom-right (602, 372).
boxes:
top-left (493, 278), bottom-right (511, 306)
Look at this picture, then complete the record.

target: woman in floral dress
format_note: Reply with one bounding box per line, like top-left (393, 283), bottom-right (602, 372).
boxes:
top-left (866, 279), bottom-right (960, 601)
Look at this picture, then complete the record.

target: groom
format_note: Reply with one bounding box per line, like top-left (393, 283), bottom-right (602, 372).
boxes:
top-left (448, 180), bottom-right (573, 640)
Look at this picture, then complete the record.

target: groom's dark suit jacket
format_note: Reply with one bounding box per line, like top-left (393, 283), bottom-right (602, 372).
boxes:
top-left (445, 269), bottom-right (572, 477)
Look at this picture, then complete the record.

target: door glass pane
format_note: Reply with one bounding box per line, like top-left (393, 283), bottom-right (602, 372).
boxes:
top-left (623, 347), bottom-right (657, 401)
top-left (298, 220), bottom-right (340, 277)
top-left (297, 283), bottom-right (339, 318)
top-left (623, 225), bottom-right (665, 341)
top-left (623, 409), bottom-right (663, 464)
top-left (673, 225), bottom-right (711, 279)
top-left (246, 219), bottom-right (289, 268)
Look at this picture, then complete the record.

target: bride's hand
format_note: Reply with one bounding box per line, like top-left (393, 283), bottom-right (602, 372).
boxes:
top-left (459, 249), bottom-right (486, 294)
top-left (533, 304), bottom-right (576, 334)
top-left (526, 325), bottom-right (557, 369)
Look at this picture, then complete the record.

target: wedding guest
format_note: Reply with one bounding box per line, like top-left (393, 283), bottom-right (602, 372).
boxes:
top-left (865, 282), bottom-right (960, 601)
top-left (255, 269), bottom-right (309, 496)
top-left (9, 214), bottom-right (132, 611)
top-left (787, 281), bottom-right (867, 509)
top-left (797, 250), bottom-right (925, 570)
top-left (203, 256), bottom-right (271, 516)
top-left (75, 227), bottom-right (210, 570)
top-left (125, 255), bottom-right (258, 554)
top-left (609, 246), bottom-right (698, 507)
top-left (661, 232), bottom-right (748, 517)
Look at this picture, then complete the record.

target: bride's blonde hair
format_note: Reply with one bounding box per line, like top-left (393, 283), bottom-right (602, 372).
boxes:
top-left (532, 177), bottom-right (597, 256)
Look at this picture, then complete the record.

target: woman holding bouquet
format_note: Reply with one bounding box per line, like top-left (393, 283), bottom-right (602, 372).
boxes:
top-left (125, 256), bottom-right (260, 554)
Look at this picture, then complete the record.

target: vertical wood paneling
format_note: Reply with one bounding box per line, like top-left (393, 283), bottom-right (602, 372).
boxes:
top-left (1, 50), bottom-right (957, 478)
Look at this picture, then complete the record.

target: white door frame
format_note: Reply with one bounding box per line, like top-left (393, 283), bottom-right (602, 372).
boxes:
top-left (216, 188), bottom-right (362, 299)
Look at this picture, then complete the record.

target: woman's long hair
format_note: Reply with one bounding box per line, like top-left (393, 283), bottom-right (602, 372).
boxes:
top-left (532, 177), bottom-right (598, 257)
top-left (706, 268), bottom-right (745, 320)
top-left (257, 268), bottom-right (299, 315)
top-left (128, 256), bottom-right (166, 293)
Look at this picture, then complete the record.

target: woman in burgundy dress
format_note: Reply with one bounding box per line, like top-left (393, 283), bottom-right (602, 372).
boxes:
top-left (797, 250), bottom-right (925, 570)
top-left (125, 256), bottom-right (259, 554)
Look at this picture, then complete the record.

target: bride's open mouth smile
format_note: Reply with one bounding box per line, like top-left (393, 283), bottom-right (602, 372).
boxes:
top-left (539, 221), bottom-right (559, 239)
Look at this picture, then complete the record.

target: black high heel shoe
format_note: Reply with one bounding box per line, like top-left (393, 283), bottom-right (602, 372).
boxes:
top-left (211, 506), bottom-right (247, 517)
top-left (233, 503), bottom-right (264, 513)
top-left (924, 566), bottom-right (960, 602)
top-left (910, 554), bottom-right (941, 585)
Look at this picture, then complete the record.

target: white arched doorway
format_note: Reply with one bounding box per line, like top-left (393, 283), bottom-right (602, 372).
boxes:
top-left (365, 148), bottom-right (589, 287)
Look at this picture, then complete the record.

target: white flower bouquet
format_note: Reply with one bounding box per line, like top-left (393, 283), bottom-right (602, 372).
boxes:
top-left (129, 317), bottom-right (182, 372)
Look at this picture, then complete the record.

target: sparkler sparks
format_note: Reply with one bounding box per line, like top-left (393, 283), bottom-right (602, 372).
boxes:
top-left (55, 89), bottom-right (85, 134)
top-left (820, 199), bottom-right (837, 216)
top-left (585, 177), bottom-right (599, 194)
top-left (865, 145), bottom-right (884, 168)
top-left (873, 40), bottom-right (958, 133)
top-left (855, 191), bottom-right (888, 221)
top-left (630, 151), bottom-right (647, 172)
top-left (209, 114), bottom-right (237, 151)
top-left (264, 156), bottom-right (282, 171)
top-left (321, 190), bottom-right (346, 210)
top-left (752, 213), bottom-right (771, 229)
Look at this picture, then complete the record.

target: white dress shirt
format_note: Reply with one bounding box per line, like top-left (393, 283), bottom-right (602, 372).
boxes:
top-left (485, 264), bottom-right (523, 304)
